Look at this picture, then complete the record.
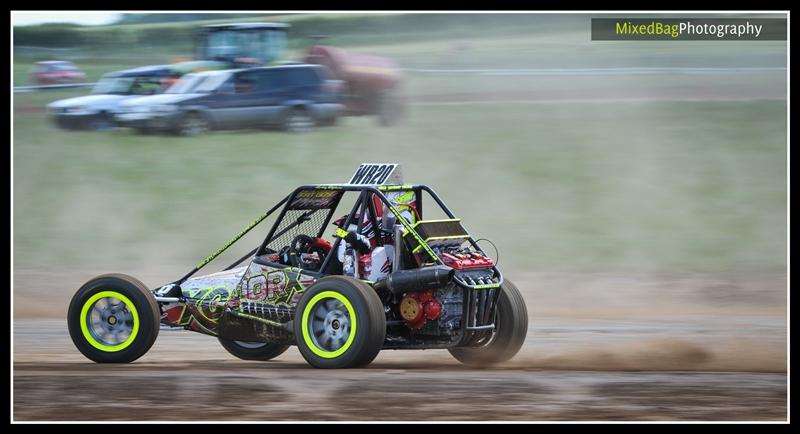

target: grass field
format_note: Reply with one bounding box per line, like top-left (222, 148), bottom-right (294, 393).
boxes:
top-left (13, 17), bottom-right (787, 275)
top-left (13, 97), bottom-right (786, 273)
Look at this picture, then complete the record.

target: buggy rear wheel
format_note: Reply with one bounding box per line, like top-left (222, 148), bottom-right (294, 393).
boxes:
top-left (449, 279), bottom-right (528, 367)
top-left (67, 274), bottom-right (160, 363)
top-left (218, 339), bottom-right (290, 361)
top-left (294, 276), bottom-right (385, 368)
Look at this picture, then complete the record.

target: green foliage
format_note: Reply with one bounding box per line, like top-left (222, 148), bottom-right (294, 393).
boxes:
top-left (14, 23), bottom-right (86, 47)
top-left (116, 13), bottom-right (266, 25)
top-left (13, 13), bottom-right (584, 52)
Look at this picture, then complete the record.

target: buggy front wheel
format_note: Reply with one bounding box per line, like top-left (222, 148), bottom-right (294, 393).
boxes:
top-left (67, 274), bottom-right (160, 363)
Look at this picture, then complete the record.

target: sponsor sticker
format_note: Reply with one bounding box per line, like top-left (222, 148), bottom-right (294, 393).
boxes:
top-left (288, 189), bottom-right (342, 210)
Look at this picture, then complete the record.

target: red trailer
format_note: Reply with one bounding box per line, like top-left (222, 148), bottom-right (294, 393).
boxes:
top-left (304, 45), bottom-right (407, 126)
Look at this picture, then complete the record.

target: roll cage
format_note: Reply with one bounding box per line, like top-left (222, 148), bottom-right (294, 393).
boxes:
top-left (167, 184), bottom-right (501, 291)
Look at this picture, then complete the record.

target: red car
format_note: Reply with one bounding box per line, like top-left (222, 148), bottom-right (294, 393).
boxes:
top-left (30, 60), bottom-right (86, 85)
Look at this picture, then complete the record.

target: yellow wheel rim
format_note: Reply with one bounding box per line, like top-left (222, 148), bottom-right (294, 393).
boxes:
top-left (301, 290), bottom-right (357, 359)
top-left (79, 291), bottom-right (140, 352)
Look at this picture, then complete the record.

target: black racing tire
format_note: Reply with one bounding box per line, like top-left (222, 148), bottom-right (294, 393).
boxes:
top-left (175, 112), bottom-right (209, 136)
top-left (449, 279), bottom-right (528, 367)
top-left (218, 339), bottom-right (290, 361)
top-left (293, 276), bottom-right (386, 368)
top-left (283, 107), bottom-right (315, 133)
top-left (67, 274), bottom-right (160, 363)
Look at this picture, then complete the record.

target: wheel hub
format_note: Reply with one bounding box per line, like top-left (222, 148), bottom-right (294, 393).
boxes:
top-left (309, 298), bottom-right (351, 351)
top-left (87, 297), bottom-right (134, 346)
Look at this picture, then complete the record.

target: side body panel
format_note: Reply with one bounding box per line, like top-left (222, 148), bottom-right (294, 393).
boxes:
top-left (160, 261), bottom-right (317, 343)
top-left (160, 267), bottom-right (245, 335)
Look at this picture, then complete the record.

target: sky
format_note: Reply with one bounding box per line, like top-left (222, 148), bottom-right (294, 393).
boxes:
top-left (12, 12), bottom-right (121, 26)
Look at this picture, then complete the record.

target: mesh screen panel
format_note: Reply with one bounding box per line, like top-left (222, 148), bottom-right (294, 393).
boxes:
top-left (264, 208), bottom-right (332, 252)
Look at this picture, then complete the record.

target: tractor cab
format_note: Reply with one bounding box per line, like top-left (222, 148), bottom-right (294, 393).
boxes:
top-left (194, 22), bottom-right (405, 125)
top-left (195, 23), bottom-right (289, 67)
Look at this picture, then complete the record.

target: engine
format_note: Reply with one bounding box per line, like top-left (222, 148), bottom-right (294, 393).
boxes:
top-left (392, 285), bottom-right (463, 339)
top-left (433, 245), bottom-right (499, 286)
top-left (395, 247), bottom-right (494, 330)
top-left (398, 290), bottom-right (442, 329)
top-left (377, 242), bottom-right (498, 348)
top-left (433, 246), bottom-right (494, 270)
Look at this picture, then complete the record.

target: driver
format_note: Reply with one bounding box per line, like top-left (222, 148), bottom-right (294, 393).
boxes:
top-left (328, 190), bottom-right (418, 279)
top-left (325, 214), bottom-right (372, 276)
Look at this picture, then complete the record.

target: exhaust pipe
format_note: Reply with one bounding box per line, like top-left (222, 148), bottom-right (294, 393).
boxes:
top-left (374, 266), bottom-right (454, 296)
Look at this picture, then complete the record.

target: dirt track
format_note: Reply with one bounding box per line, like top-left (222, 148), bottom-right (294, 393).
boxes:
top-left (12, 271), bottom-right (787, 421)
top-left (13, 345), bottom-right (788, 421)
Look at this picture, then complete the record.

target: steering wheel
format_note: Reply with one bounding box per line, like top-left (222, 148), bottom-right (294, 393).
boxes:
top-left (290, 234), bottom-right (313, 255)
top-left (288, 234), bottom-right (328, 269)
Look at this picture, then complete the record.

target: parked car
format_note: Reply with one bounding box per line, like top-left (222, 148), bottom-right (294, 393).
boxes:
top-left (115, 64), bottom-right (343, 135)
top-left (46, 65), bottom-right (179, 131)
top-left (30, 60), bottom-right (86, 85)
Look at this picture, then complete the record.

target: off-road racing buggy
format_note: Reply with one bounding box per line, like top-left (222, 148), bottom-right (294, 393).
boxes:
top-left (67, 164), bottom-right (527, 368)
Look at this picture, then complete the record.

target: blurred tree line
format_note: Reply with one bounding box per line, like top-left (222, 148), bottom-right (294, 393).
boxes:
top-left (116, 13), bottom-right (269, 25)
top-left (14, 14), bottom-right (583, 50)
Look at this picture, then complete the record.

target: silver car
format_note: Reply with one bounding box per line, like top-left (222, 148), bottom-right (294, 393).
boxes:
top-left (46, 66), bottom-right (174, 131)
